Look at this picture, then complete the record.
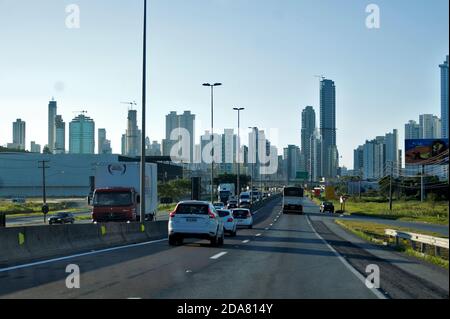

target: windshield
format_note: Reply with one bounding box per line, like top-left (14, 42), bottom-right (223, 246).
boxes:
top-left (93, 191), bottom-right (133, 207)
top-left (240, 194), bottom-right (250, 199)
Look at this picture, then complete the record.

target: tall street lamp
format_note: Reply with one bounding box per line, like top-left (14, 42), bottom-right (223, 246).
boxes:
top-left (233, 107), bottom-right (244, 197)
top-left (140, 0), bottom-right (147, 222)
top-left (248, 126), bottom-right (258, 204)
top-left (203, 82), bottom-right (222, 202)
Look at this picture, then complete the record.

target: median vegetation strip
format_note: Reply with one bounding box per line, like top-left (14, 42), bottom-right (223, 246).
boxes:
top-left (309, 195), bottom-right (449, 225)
top-left (1, 200), bottom-right (86, 216)
top-left (335, 219), bottom-right (449, 269)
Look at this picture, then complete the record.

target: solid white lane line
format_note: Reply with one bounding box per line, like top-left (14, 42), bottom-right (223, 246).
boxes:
top-left (242, 240), bottom-right (250, 243)
top-left (0, 238), bottom-right (168, 273)
top-left (305, 216), bottom-right (386, 300)
top-left (210, 252), bottom-right (228, 260)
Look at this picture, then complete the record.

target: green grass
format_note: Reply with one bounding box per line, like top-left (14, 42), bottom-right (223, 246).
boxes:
top-left (0, 200), bottom-right (87, 216)
top-left (335, 219), bottom-right (449, 269)
top-left (309, 194), bottom-right (449, 225)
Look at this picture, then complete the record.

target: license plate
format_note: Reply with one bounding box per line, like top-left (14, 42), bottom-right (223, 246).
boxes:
top-left (186, 218), bottom-right (197, 222)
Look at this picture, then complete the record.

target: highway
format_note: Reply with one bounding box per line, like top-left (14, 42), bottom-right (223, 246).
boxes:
top-left (0, 198), bottom-right (448, 299)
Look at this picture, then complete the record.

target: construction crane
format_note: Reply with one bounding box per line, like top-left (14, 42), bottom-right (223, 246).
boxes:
top-left (121, 101), bottom-right (137, 110)
top-left (314, 74), bottom-right (325, 81)
top-left (72, 110), bottom-right (88, 116)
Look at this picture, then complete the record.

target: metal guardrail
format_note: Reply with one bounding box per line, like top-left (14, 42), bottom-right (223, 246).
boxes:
top-left (385, 229), bottom-right (449, 249)
top-left (385, 229), bottom-right (449, 258)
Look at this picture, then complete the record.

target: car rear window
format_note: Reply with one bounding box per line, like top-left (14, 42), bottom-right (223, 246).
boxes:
top-left (233, 209), bottom-right (249, 217)
top-left (217, 210), bottom-right (230, 217)
top-left (176, 203), bottom-right (209, 215)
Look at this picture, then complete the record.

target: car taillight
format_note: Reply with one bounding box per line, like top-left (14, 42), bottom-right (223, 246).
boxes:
top-left (247, 212), bottom-right (252, 217)
top-left (227, 218), bottom-right (233, 222)
top-left (208, 208), bottom-right (216, 219)
top-left (169, 211), bottom-right (176, 218)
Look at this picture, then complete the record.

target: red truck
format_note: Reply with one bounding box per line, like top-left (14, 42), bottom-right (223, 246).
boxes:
top-left (90, 163), bottom-right (157, 222)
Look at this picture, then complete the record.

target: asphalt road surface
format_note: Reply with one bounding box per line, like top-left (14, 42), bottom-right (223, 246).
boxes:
top-left (0, 198), bottom-right (447, 299)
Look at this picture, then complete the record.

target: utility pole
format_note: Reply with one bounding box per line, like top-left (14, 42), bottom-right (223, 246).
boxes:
top-left (38, 160), bottom-right (50, 223)
top-left (140, 0), bottom-right (147, 222)
top-left (233, 107), bottom-right (245, 197)
top-left (389, 162), bottom-right (393, 211)
top-left (421, 164), bottom-right (425, 202)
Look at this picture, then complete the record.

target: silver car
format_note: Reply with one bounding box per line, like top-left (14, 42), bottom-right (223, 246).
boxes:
top-left (168, 201), bottom-right (225, 246)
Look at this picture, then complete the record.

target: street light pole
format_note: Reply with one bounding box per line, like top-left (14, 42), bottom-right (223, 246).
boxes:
top-left (140, 0), bottom-right (147, 223)
top-left (203, 83), bottom-right (222, 202)
top-left (248, 126), bottom-right (257, 205)
top-left (233, 107), bottom-right (245, 197)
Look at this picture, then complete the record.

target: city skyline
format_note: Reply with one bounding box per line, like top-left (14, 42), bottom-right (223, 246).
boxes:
top-left (0, 0), bottom-right (448, 168)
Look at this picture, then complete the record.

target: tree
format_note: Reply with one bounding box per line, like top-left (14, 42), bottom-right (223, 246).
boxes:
top-left (43, 146), bottom-right (52, 154)
top-left (213, 173), bottom-right (251, 191)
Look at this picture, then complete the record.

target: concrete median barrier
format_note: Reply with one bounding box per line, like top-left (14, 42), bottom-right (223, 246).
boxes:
top-left (144, 221), bottom-right (168, 240)
top-left (67, 223), bottom-right (103, 251)
top-left (121, 222), bottom-right (148, 243)
top-left (24, 225), bottom-right (73, 260)
top-left (0, 220), bottom-right (169, 267)
top-left (0, 227), bottom-right (31, 266)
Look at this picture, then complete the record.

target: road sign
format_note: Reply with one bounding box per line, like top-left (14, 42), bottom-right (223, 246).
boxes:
top-left (42, 204), bottom-right (49, 214)
top-left (296, 171), bottom-right (308, 180)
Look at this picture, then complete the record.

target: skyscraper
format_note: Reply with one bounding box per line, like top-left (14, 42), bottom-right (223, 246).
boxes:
top-left (98, 128), bottom-right (106, 154)
top-left (48, 99), bottom-right (57, 152)
top-left (419, 114), bottom-right (440, 139)
top-left (384, 129), bottom-right (399, 164)
top-left (162, 111), bottom-right (196, 162)
top-left (12, 119), bottom-right (26, 150)
top-left (30, 141), bottom-right (41, 153)
top-left (69, 114), bottom-right (95, 154)
top-left (126, 110), bottom-right (139, 156)
top-left (440, 55), bottom-right (449, 138)
top-left (301, 106), bottom-right (316, 178)
top-left (405, 120), bottom-right (420, 139)
top-left (310, 129), bottom-right (322, 182)
top-left (179, 111), bottom-right (196, 163)
top-left (353, 145), bottom-right (364, 174)
top-left (54, 115), bottom-right (65, 154)
top-left (320, 78), bottom-right (338, 179)
top-left (283, 145), bottom-right (300, 182)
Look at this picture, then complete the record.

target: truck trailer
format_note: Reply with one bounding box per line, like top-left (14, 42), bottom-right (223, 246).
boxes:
top-left (91, 163), bottom-right (157, 222)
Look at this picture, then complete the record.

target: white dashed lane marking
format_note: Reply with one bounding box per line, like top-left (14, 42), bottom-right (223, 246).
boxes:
top-left (242, 240), bottom-right (250, 243)
top-left (210, 252), bottom-right (228, 260)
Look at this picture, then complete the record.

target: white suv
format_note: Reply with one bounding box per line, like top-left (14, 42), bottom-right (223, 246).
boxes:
top-left (168, 201), bottom-right (225, 246)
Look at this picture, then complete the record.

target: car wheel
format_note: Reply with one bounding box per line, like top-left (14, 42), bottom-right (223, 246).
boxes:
top-left (169, 235), bottom-right (177, 246)
top-left (210, 234), bottom-right (218, 247)
top-left (218, 230), bottom-right (224, 246)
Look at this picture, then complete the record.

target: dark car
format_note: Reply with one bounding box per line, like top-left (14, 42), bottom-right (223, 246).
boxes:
top-left (48, 212), bottom-right (75, 225)
top-left (320, 202), bottom-right (335, 213)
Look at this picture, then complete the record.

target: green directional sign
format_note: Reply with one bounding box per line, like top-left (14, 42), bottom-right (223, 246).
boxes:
top-left (296, 171), bottom-right (308, 180)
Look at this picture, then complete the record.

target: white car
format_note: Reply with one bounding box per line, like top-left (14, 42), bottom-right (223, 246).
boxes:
top-left (213, 202), bottom-right (225, 210)
top-left (168, 201), bottom-right (225, 246)
top-left (217, 209), bottom-right (237, 236)
top-left (232, 208), bottom-right (253, 229)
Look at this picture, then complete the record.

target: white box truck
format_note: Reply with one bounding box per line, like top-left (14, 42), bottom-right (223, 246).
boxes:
top-left (218, 183), bottom-right (236, 204)
top-left (91, 162), bottom-right (158, 222)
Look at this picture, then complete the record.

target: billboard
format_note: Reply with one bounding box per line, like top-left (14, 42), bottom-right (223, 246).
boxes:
top-left (405, 139), bottom-right (449, 165)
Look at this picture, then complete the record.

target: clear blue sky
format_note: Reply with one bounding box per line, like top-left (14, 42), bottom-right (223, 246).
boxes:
top-left (0, 0), bottom-right (448, 168)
